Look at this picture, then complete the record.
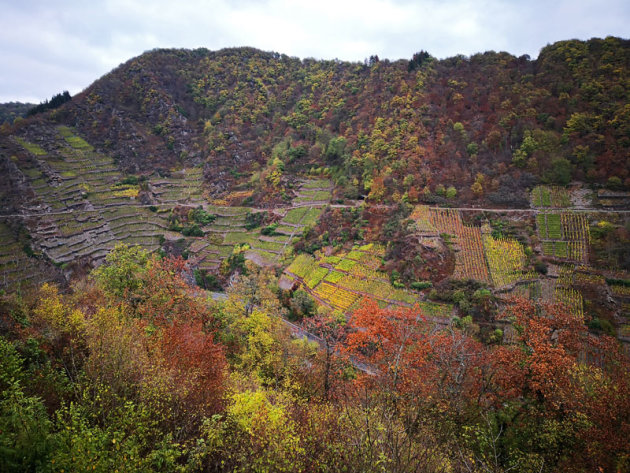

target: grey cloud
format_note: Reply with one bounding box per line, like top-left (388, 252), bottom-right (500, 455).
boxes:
top-left (0, 0), bottom-right (628, 102)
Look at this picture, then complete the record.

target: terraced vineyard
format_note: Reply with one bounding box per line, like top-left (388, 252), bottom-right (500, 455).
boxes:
top-left (151, 168), bottom-right (204, 204)
top-left (5, 127), bottom-right (336, 284)
top-left (483, 234), bottom-right (536, 288)
top-left (284, 243), bottom-right (452, 320)
top-left (531, 185), bottom-right (572, 208)
top-left (426, 208), bottom-right (491, 284)
top-left (507, 265), bottom-right (585, 319)
top-left (408, 206), bottom-right (539, 289)
top-left (10, 131), bottom-right (170, 267)
top-left (410, 205), bottom-right (437, 233)
top-left (293, 179), bottom-right (333, 205)
top-left (2, 125), bottom-right (628, 347)
top-left (410, 204), bottom-right (601, 327)
top-left (0, 223), bottom-right (60, 291)
top-left (187, 180), bottom-right (329, 269)
top-left (536, 211), bottom-right (590, 262)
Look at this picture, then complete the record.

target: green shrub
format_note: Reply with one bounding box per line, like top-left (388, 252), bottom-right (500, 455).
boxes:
top-left (190, 208), bottom-right (216, 226)
top-left (22, 244), bottom-right (35, 257)
top-left (534, 260), bottom-right (548, 274)
top-left (411, 281), bottom-right (433, 290)
top-left (588, 317), bottom-right (616, 336)
top-left (245, 211), bottom-right (265, 230)
top-left (261, 223), bottom-right (278, 236)
top-left (606, 278), bottom-right (630, 287)
top-left (194, 269), bottom-right (221, 290)
top-left (120, 175), bottom-right (139, 185)
top-left (182, 224), bottom-right (203, 237)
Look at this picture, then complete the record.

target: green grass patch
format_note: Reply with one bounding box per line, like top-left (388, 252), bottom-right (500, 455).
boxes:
top-left (536, 213), bottom-right (547, 238)
top-left (335, 258), bottom-right (357, 272)
top-left (297, 190), bottom-right (331, 201)
top-left (306, 266), bottom-right (329, 289)
top-left (300, 207), bottom-right (323, 227)
top-left (324, 271), bottom-right (345, 283)
top-left (15, 137), bottom-right (46, 156)
top-left (213, 215), bottom-right (246, 226)
top-left (301, 179), bottom-right (331, 189)
top-left (58, 126), bottom-right (94, 150)
top-left (532, 186), bottom-right (543, 207)
top-left (547, 214), bottom-right (562, 239)
top-left (554, 241), bottom-right (568, 258)
top-left (541, 188), bottom-right (551, 207)
top-left (283, 207), bottom-right (308, 224)
top-left (57, 126), bottom-right (73, 138)
top-left (223, 232), bottom-right (257, 245)
top-left (23, 168), bottom-right (42, 179)
top-left (31, 178), bottom-right (48, 187)
top-left (252, 239), bottom-right (285, 252)
top-left (264, 234), bottom-right (291, 244)
top-left (275, 224), bottom-right (300, 235)
top-left (205, 244), bottom-right (233, 258)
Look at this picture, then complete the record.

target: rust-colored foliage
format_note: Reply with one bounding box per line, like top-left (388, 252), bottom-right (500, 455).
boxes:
top-left (345, 298), bottom-right (430, 392)
top-left (346, 299), bottom-right (491, 408)
top-left (158, 319), bottom-right (226, 414)
top-left (343, 296), bottom-right (630, 471)
top-left (135, 256), bottom-right (214, 327)
top-left (494, 298), bottom-right (588, 406)
top-left (494, 297), bottom-right (630, 470)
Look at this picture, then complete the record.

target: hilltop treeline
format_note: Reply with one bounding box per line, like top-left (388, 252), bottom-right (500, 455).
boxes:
top-left (0, 102), bottom-right (34, 124)
top-left (26, 91), bottom-right (72, 117)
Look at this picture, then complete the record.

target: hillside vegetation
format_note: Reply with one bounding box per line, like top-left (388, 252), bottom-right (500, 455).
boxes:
top-left (2, 37), bottom-right (625, 204)
top-left (0, 249), bottom-right (629, 472)
top-left (0, 38), bottom-right (629, 472)
top-left (0, 102), bottom-right (34, 124)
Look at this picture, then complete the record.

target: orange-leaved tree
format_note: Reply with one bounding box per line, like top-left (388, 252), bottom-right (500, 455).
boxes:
top-left (493, 297), bottom-right (630, 472)
top-left (345, 298), bottom-right (430, 394)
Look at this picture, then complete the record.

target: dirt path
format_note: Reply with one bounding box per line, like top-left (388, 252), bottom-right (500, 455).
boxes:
top-left (4, 201), bottom-right (630, 220)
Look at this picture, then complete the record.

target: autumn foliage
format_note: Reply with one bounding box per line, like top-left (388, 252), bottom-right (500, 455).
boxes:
top-left (342, 298), bottom-right (630, 472)
top-left (0, 246), bottom-right (629, 472)
top-left (6, 37), bottom-right (625, 211)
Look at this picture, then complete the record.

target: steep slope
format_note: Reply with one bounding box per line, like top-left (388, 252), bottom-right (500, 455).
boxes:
top-left (0, 37), bottom-right (628, 292)
top-left (6, 37), bottom-right (624, 205)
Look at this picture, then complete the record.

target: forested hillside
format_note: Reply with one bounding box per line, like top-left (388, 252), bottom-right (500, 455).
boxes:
top-left (7, 37), bottom-right (627, 206)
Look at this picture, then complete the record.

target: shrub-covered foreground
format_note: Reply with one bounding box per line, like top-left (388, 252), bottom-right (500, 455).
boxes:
top-left (1, 244), bottom-right (628, 472)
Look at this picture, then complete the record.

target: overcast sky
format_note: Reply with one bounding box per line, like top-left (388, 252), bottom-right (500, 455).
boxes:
top-left (1, 0), bottom-right (628, 103)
